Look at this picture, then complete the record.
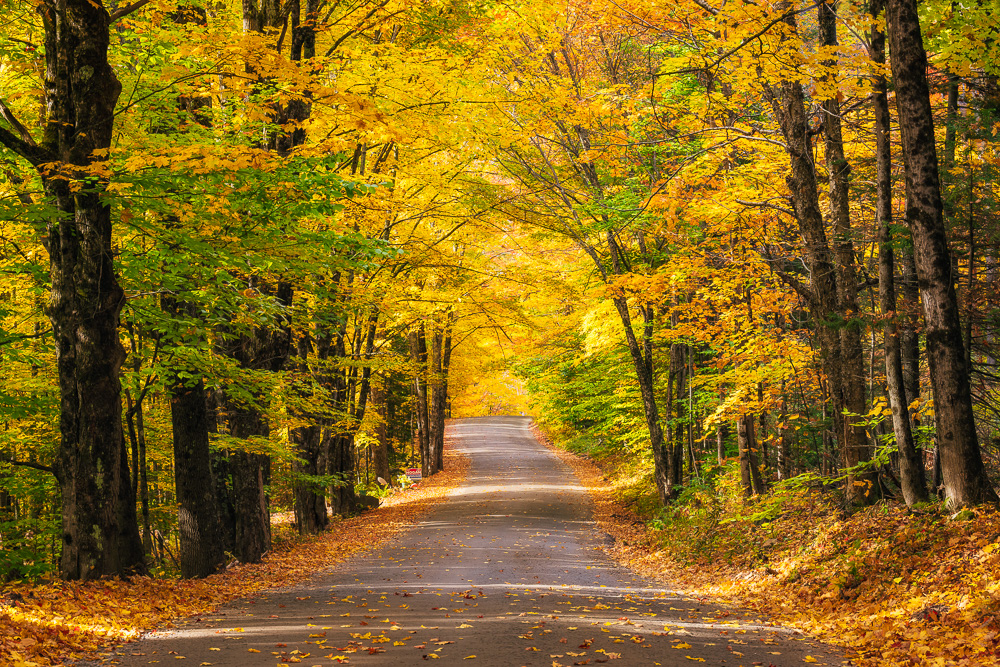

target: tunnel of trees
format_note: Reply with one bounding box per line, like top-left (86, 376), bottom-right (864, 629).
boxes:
top-left (1, 0), bottom-right (999, 582)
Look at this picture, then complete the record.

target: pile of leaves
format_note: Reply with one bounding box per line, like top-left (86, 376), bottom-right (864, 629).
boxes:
top-left (0, 448), bottom-right (469, 667)
top-left (532, 424), bottom-right (1000, 667)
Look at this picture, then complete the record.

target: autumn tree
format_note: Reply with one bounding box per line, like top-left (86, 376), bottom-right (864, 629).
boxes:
top-left (0, 0), bottom-right (146, 579)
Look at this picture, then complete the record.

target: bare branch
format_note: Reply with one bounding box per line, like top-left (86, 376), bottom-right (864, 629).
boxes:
top-left (736, 198), bottom-right (796, 217)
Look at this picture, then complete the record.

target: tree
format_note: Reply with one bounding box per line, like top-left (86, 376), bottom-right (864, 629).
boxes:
top-left (886, 0), bottom-right (999, 506)
top-left (0, 0), bottom-right (145, 579)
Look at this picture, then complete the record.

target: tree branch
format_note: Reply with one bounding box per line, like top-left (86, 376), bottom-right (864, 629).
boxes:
top-left (110, 0), bottom-right (153, 22)
top-left (0, 100), bottom-right (36, 148)
top-left (0, 456), bottom-right (57, 477)
top-left (0, 125), bottom-right (49, 167)
top-left (773, 269), bottom-right (815, 305)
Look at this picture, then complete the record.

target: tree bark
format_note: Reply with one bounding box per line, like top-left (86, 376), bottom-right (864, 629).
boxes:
top-left (737, 415), bottom-right (766, 497)
top-left (223, 282), bottom-right (292, 562)
top-left (871, 0), bottom-right (928, 506)
top-left (326, 433), bottom-right (355, 515)
top-left (409, 326), bottom-right (432, 476)
top-left (1, 0), bottom-right (150, 580)
top-left (171, 376), bottom-right (227, 576)
top-left (818, 0), bottom-right (876, 505)
top-left (887, 0), bottom-right (998, 506)
top-left (290, 334), bottom-right (328, 535)
top-left (428, 324), bottom-right (445, 474)
top-left (764, 3), bottom-right (876, 506)
top-left (611, 296), bottom-right (671, 503)
top-left (371, 382), bottom-right (392, 485)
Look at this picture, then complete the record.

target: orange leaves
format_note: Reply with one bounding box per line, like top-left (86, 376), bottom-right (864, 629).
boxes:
top-left (0, 450), bottom-right (469, 667)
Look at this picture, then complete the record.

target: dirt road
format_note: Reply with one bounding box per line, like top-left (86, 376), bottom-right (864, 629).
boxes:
top-left (109, 416), bottom-right (845, 666)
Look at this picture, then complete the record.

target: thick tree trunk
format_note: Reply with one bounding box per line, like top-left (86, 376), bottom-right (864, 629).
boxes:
top-left (206, 388), bottom-right (237, 554)
top-left (871, 0), bottom-right (928, 506)
top-left (10, 0), bottom-right (149, 580)
top-left (290, 334), bottom-right (329, 535)
top-left (292, 423), bottom-right (328, 534)
top-left (819, 0), bottom-right (875, 505)
top-left (171, 376), bottom-right (227, 576)
top-left (223, 282), bottom-right (292, 562)
top-left (887, 0), bottom-right (998, 506)
top-left (161, 290), bottom-right (227, 577)
top-left (326, 433), bottom-right (356, 515)
top-left (229, 409), bottom-right (272, 564)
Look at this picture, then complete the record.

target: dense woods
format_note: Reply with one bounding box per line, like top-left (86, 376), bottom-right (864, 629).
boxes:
top-left (1, 0), bottom-right (999, 593)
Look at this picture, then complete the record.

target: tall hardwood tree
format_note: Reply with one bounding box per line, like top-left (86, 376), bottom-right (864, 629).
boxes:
top-left (0, 0), bottom-right (146, 579)
top-left (870, 0), bottom-right (927, 507)
top-left (886, 0), bottom-right (999, 507)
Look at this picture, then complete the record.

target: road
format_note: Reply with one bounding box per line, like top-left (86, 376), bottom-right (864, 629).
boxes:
top-left (109, 416), bottom-right (845, 666)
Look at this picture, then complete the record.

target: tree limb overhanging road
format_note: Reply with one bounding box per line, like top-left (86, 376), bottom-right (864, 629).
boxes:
top-left (110, 417), bottom-right (846, 666)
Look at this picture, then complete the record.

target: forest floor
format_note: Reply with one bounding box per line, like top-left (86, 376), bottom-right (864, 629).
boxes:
top-left (0, 448), bottom-right (469, 667)
top-left (531, 425), bottom-right (1000, 667)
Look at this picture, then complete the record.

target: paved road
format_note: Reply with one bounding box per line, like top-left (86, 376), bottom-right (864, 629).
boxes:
top-left (110, 416), bottom-right (845, 666)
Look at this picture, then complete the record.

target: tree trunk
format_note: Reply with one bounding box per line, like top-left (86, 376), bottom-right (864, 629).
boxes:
top-left (669, 341), bottom-right (687, 490)
top-left (326, 433), bottom-right (355, 515)
top-left (222, 282), bottom-right (292, 562)
top-left (872, 0), bottom-right (928, 506)
top-left (737, 415), bottom-right (766, 497)
top-left (887, 0), bottom-right (999, 506)
top-left (171, 376), bottom-right (227, 576)
top-left (819, 0), bottom-right (875, 506)
top-left (290, 333), bottom-right (329, 535)
top-left (409, 326), bottom-right (432, 476)
top-left (716, 422), bottom-right (727, 465)
top-left (292, 422), bottom-right (328, 534)
top-left (206, 388), bottom-right (237, 554)
top-left (229, 409), bottom-right (272, 564)
top-left (777, 388), bottom-right (792, 480)
top-left (611, 296), bottom-right (671, 503)
top-left (372, 382), bottom-right (391, 485)
top-left (764, 3), bottom-right (878, 506)
top-left (428, 325), bottom-right (445, 474)
top-left (6, 0), bottom-right (149, 580)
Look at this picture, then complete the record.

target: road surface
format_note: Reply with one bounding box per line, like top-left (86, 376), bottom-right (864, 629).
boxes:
top-left (109, 416), bottom-right (845, 666)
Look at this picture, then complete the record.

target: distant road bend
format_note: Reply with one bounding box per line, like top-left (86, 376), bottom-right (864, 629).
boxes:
top-left (112, 416), bottom-right (846, 666)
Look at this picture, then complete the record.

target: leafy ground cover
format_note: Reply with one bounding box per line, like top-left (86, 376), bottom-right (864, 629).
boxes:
top-left (0, 448), bottom-right (469, 667)
top-left (532, 424), bottom-right (1000, 667)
